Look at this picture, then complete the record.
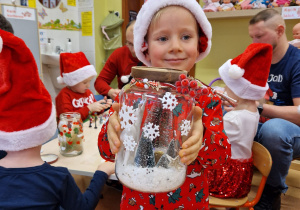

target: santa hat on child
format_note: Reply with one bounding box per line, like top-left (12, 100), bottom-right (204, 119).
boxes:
top-left (57, 52), bottom-right (96, 86)
top-left (219, 43), bottom-right (272, 100)
top-left (134, 0), bottom-right (212, 66)
top-left (0, 29), bottom-right (57, 151)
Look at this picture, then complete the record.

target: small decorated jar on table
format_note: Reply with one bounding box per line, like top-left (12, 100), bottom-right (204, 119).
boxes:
top-left (115, 67), bottom-right (195, 193)
top-left (58, 112), bottom-right (84, 156)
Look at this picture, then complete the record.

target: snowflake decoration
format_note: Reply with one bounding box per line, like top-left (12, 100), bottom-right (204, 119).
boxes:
top-left (161, 92), bottom-right (178, 110)
top-left (180, 120), bottom-right (191, 136)
top-left (119, 104), bottom-right (137, 129)
top-left (123, 134), bottom-right (137, 151)
top-left (142, 122), bottom-right (159, 141)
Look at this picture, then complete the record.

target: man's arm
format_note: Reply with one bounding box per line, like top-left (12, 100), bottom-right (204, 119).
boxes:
top-left (94, 51), bottom-right (119, 97)
top-left (261, 97), bottom-right (300, 126)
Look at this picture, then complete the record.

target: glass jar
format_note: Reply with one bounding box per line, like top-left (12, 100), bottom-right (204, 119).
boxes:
top-left (115, 67), bottom-right (194, 193)
top-left (58, 112), bottom-right (84, 156)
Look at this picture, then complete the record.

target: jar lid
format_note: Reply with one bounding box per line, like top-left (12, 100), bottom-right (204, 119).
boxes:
top-left (131, 67), bottom-right (187, 83)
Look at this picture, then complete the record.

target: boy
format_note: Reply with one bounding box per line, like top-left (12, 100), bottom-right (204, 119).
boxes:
top-left (209, 43), bottom-right (272, 198)
top-left (56, 52), bottom-right (112, 121)
top-left (0, 29), bottom-right (115, 209)
top-left (98, 0), bottom-right (231, 209)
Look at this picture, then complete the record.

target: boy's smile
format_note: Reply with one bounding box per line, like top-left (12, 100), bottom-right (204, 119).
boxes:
top-left (145, 6), bottom-right (199, 72)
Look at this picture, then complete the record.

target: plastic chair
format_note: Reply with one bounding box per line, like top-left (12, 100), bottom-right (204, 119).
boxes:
top-left (209, 141), bottom-right (272, 210)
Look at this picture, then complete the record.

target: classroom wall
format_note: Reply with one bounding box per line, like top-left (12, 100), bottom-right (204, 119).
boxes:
top-left (94, 0), bottom-right (121, 90)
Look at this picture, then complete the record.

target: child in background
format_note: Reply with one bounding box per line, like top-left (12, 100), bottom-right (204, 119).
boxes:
top-left (98, 0), bottom-right (231, 209)
top-left (208, 43), bottom-right (272, 198)
top-left (289, 23), bottom-right (300, 48)
top-left (56, 52), bottom-right (112, 121)
top-left (0, 29), bottom-right (115, 209)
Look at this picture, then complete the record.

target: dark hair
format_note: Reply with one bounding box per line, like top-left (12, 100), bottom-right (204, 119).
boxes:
top-left (249, 9), bottom-right (280, 25)
top-left (0, 14), bottom-right (14, 34)
top-left (126, 20), bottom-right (136, 31)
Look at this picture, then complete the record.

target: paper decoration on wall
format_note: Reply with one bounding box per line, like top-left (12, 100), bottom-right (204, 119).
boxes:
top-left (59, 2), bottom-right (68, 13)
top-left (38, 8), bottom-right (48, 19)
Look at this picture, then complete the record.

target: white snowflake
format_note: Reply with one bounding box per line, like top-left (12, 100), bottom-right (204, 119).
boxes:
top-left (123, 134), bottom-right (137, 151)
top-left (142, 122), bottom-right (160, 141)
top-left (119, 104), bottom-right (137, 129)
top-left (180, 120), bottom-right (191, 136)
top-left (161, 92), bottom-right (178, 110)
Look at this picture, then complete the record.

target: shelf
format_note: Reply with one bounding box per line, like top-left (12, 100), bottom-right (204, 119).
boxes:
top-left (205, 7), bottom-right (282, 19)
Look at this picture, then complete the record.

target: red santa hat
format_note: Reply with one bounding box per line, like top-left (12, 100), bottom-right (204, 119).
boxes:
top-left (0, 29), bottom-right (57, 151)
top-left (57, 52), bottom-right (96, 86)
top-left (134, 0), bottom-right (212, 66)
top-left (219, 43), bottom-right (272, 100)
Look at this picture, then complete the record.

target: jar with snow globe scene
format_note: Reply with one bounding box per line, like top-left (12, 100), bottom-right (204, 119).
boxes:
top-left (58, 112), bottom-right (84, 156)
top-left (115, 67), bottom-right (195, 193)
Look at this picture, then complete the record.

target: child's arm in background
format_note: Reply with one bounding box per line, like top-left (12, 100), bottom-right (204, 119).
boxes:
top-left (196, 88), bottom-right (231, 169)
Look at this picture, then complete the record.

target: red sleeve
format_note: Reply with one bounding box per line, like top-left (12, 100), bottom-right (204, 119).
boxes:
top-left (98, 106), bottom-right (116, 161)
top-left (94, 52), bottom-right (119, 96)
top-left (196, 88), bottom-right (231, 169)
top-left (94, 46), bottom-right (143, 96)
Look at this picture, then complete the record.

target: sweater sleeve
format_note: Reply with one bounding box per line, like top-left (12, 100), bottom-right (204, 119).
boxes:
top-left (94, 51), bottom-right (119, 96)
top-left (98, 107), bottom-right (116, 161)
top-left (60, 170), bottom-right (108, 210)
top-left (196, 88), bottom-right (231, 170)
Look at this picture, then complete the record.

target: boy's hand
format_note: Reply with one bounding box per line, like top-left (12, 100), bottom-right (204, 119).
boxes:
top-left (179, 106), bottom-right (203, 165)
top-left (88, 99), bottom-right (111, 113)
top-left (97, 161), bottom-right (115, 175)
top-left (106, 104), bottom-right (203, 165)
top-left (107, 103), bottom-right (121, 154)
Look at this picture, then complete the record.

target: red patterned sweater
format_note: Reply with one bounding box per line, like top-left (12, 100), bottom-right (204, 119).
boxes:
top-left (98, 88), bottom-right (231, 209)
top-left (55, 87), bottom-right (96, 121)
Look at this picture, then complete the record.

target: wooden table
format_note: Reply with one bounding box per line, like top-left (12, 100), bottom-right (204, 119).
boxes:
top-left (41, 116), bottom-right (117, 180)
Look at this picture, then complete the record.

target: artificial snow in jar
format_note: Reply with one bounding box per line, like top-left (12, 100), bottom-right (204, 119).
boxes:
top-left (115, 67), bottom-right (194, 193)
top-left (58, 112), bottom-right (84, 156)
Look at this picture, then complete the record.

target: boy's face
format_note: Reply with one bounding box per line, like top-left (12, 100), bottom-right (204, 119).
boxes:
top-left (69, 76), bottom-right (93, 94)
top-left (145, 6), bottom-right (199, 72)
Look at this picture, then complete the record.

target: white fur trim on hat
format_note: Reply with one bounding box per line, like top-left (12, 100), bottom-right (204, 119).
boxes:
top-left (57, 75), bottom-right (65, 84)
top-left (219, 60), bottom-right (269, 100)
top-left (228, 64), bottom-right (245, 79)
top-left (134, 0), bottom-right (212, 66)
top-left (0, 104), bottom-right (57, 151)
top-left (0, 36), bottom-right (3, 53)
top-left (63, 64), bottom-right (96, 86)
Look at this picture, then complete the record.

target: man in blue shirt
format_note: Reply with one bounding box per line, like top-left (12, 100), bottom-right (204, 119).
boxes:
top-left (248, 9), bottom-right (300, 210)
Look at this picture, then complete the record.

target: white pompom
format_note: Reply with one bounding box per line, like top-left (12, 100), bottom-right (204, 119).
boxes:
top-left (228, 64), bottom-right (245, 79)
top-left (57, 76), bottom-right (64, 84)
top-left (121, 75), bottom-right (130, 83)
top-left (0, 36), bottom-right (3, 53)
